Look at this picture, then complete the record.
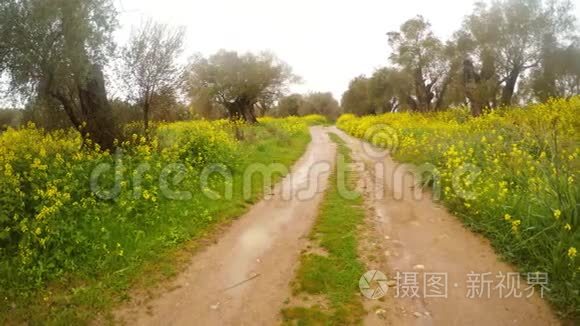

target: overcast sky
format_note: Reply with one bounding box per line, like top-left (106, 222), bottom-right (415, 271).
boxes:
top-left (114, 0), bottom-right (579, 101)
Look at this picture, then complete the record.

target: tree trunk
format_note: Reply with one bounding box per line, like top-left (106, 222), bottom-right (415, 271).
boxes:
top-left (226, 96), bottom-right (258, 123)
top-left (406, 96), bottom-right (419, 111)
top-left (51, 91), bottom-right (83, 131)
top-left (244, 107), bottom-right (258, 124)
top-left (414, 68), bottom-right (428, 112)
top-left (463, 58), bottom-right (483, 117)
top-left (435, 61), bottom-right (457, 111)
top-left (470, 100), bottom-right (483, 117)
top-left (501, 68), bottom-right (520, 106)
top-left (143, 99), bottom-right (150, 137)
top-left (434, 77), bottom-right (450, 111)
top-left (77, 64), bottom-right (118, 151)
top-left (226, 104), bottom-right (244, 121)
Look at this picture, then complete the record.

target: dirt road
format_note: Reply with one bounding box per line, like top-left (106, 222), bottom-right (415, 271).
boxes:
top-left (118, 126), bottom-right (558, 326)
top-left (117, 127), bottom-right (335, 325)
top-left (332, 127), bottom-right (558, 326)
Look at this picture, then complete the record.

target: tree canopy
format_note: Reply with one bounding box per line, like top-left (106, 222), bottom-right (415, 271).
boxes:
top-left (0, 0), bottom-right (119, 149)
top-left (120, 19), bottom-right (185, 134)
top-left (272, 92), bottom-right (341, 120)
top-left (342, 0), bottom-right (579, 116)
top-left (185, 50), bottom-right (297, 122)
top-left (387, 16), bottom-right (450, 111)
top-left (341, 68), bottom-right (402, 115)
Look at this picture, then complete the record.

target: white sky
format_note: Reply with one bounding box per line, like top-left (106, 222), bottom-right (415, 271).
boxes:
top-left (105, 0), bottom-right (580, 101)
top-left (113, 0), bottom-right (483, 101)
top-left (0, 0), bottom-right (577, 108)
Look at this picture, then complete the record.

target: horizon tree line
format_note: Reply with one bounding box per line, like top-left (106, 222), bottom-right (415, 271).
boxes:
top-left (0, 0), bottom-right (316, 149)
top-left (1, 0), bottom-right (578, 150)
top-left (342, 0), bottom-right (580, 117)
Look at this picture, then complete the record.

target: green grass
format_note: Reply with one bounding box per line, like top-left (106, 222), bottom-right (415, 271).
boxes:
top-left (281, 306), bottom-right (331, 326)
top-left (1, 123), bottom-right (311, 325)
top-left (282, 133), bottom-right (366, 326)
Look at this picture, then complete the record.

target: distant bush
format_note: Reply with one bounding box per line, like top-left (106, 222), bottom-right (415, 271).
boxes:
top-left (0, 109), bottom-right (23, 131)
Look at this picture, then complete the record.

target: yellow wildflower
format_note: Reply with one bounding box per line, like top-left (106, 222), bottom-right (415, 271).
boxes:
top-left (568, 247), bottom-right (577, 259)
top-left (553, 209), bottom-right (561, 219)
top-left (31, 158), bottom-right (47, 170)
top-left (511, 220), bottom-right (521, 233)
top-left (564, 224), bottom-right (572, 231)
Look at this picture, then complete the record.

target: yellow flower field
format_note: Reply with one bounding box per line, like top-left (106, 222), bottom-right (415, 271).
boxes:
top-left (0, 115), bottom-right (323, 320)
top-left (338, 97), bottom-right (579, 315)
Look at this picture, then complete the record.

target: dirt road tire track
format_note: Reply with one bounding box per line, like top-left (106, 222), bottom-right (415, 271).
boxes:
top-left (117, 125), bottom-right (559, 326)
top-left (116, 127), bottom-right (336, 325)
top-left (332, 127), bottom-right (559, 326)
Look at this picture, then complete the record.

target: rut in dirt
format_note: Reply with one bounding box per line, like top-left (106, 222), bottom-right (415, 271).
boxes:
top-left (116, 126), bottom-right (336, 326)
top-left (117, 126), bottom-right (559, 326)
top-left (331, 127), bottom-right (559, 326)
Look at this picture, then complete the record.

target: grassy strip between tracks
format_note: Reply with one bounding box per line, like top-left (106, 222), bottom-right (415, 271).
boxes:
top-left (282, 132), bottom-right (366, 325)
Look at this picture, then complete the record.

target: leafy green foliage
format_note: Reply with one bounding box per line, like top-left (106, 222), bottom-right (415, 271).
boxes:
top-left (185, 50), bottom-right (297, 122)
top-left (0, 0), bottom-right (120, 150)
top-left (343, 0), bottom-right (579, 113)
top-left (273, 93), bottom-right (341, 121)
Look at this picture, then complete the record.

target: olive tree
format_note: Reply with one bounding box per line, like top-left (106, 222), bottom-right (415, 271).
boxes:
top-left (274, 93), bottom-right (304, 117)
top-left (185, 50), bottom-right (297, 123)
top-left (0, 0), bottom-right (119, 150)
top-left (299, 92), bottom-right (341, 120)
top-left (341, 76), bottom-right (374, 116)
top-left (341, 67), bottom-right (413, 115)
top-left (387, 16), bottom-right (450, 111)
top-left (460, 0), bottom-right (577, 106)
